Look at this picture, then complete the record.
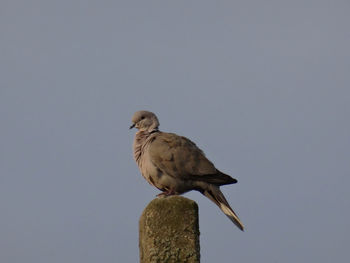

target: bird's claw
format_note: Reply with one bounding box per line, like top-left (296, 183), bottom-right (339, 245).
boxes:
top-left (156, 190), bottom-right (176, 197)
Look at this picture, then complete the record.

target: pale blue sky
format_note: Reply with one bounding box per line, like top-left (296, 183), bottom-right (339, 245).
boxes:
top-left (1, 1), bottom-right (349, 262)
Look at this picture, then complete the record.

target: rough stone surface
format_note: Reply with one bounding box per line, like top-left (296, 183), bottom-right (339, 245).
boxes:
top-left (139, 196), bottom-right (200, 263)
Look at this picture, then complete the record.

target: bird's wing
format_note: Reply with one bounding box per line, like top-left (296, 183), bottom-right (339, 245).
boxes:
top-left (148, 132), bottom-right (236, 185)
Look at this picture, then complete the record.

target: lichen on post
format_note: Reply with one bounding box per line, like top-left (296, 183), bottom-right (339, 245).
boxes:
top-left (139, 196), bottom-right (200, 263)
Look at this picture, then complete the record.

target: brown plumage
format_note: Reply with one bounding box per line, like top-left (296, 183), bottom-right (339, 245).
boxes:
top-left (130, 110), bottom-right (244, 231)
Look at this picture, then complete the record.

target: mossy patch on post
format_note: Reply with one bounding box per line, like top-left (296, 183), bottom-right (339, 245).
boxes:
top-left (139, 196), bottom-right (200, 263)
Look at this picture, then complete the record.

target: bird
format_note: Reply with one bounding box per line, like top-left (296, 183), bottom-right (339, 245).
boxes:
top-left (130, 110), bottom-right (244, 231)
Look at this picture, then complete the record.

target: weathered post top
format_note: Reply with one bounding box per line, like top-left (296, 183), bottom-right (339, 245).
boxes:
top-left (139, 196), bottom-right (200, 263)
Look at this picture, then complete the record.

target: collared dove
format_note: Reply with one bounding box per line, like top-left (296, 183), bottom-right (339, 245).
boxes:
top-left (130, 110), bottom-right (244, 231)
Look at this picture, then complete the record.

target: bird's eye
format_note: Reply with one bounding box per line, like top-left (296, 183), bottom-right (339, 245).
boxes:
top-left (141, 116), bottom-right (145, 120)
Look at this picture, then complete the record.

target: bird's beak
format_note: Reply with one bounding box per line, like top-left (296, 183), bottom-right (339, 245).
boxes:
top-left (129, 123), bottom-right (135, 129)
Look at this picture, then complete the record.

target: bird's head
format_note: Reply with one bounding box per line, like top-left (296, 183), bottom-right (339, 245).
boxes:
top-left (130, 111), bottom-right (159, 132)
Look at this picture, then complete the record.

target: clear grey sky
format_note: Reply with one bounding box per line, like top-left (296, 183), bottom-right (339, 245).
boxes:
top-left (1, 1), bottom-right (349, 262)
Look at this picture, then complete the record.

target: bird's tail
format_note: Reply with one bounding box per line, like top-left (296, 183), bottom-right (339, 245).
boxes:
top-left (202, 185), bottom-right (244, 231)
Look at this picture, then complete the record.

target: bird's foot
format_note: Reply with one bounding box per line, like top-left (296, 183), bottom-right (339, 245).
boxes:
top-left (156, 189), bottom-right (176, 197)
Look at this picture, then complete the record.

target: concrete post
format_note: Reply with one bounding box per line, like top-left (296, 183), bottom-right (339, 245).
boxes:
top-left (139, 196), bottom-right (200, 263)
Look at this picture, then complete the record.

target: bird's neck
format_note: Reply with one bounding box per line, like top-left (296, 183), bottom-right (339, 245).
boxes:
top-left (133, 130), bottom-right (159, 164)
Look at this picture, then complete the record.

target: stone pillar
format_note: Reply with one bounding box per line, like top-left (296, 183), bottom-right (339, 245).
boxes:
top-left (139, 196), bottom-right (200, 263)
